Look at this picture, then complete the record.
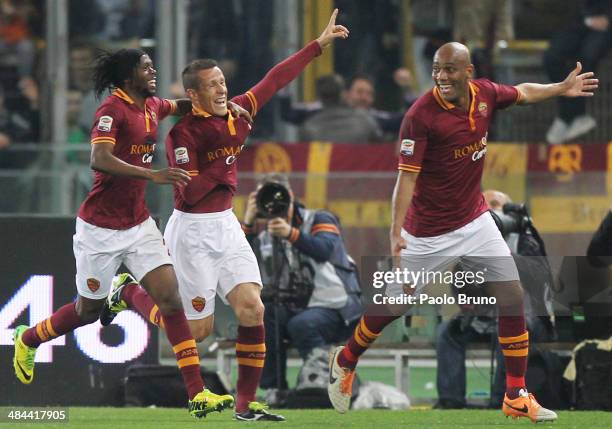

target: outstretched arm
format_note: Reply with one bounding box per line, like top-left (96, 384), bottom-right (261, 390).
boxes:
top-left (516, 62), bottom-right (598, 105)
top-left (243, 8), bottom-right (349, 113)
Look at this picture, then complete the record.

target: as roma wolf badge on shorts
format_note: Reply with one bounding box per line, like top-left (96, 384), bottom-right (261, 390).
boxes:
top-left (87, 278), bottom-right (100, 293)
top-left (192, 296), bottom-right (206, 312)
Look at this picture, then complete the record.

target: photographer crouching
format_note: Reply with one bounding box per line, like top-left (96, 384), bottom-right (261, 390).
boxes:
top-left (435, 190), bottom-right (555, 409)
top-left (242, 174), bottom-right (362, 404)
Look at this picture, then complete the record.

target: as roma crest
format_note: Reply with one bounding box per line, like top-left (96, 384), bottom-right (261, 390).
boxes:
top-left (192, 296), bottom-right (206, 312)
top-left (478, 101), bottom-right (488, 117)
top-left (87, 278), bottom-right (100, 293)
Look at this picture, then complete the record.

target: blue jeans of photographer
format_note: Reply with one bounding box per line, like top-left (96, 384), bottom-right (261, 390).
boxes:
top-left (260, 305), bottom-right (355, 389)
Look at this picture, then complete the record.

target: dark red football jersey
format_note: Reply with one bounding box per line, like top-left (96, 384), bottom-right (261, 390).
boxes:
top-left (397, 78), bottom-right (521, 237)
top-left (167, 41), bottom-right (322, 213)
top-left (78, 89), bottom-right (176, 229)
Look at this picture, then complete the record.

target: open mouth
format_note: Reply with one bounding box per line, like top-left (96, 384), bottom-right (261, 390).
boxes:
top-left (214, 96), bottom-right (227, 109)
top-left (148, 79), bottom-right (156, 91)
top-left (438, 84), bottom-right (453, 95)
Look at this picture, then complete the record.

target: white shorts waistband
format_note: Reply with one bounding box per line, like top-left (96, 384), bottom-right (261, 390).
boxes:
top-left (171, 208), bottom-right (234, 220)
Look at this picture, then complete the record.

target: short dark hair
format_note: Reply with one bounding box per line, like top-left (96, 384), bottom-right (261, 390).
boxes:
top-left (182, 59), bottom-right (218, 91)
top-left (92, 48), bottom-right (146, 99)
top-left (316, 74), bottom-right (345, 106)
top-left (349, 73), bottom-right (375, 88)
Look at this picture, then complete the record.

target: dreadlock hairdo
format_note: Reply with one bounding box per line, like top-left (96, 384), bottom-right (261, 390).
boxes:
top-left (92, 48), bottom-right (147, 99)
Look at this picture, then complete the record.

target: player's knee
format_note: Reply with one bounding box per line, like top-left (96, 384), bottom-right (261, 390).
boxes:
top-left (76, 304), bottom-right (104, 323)
top-left (75, 296), bottom-right (105, 323)
top-left (505, 282), bottom-right (524, 306)
top-left (236, 298), bottom-right (265, 325)
top-left (192, 324), bottom-right (212, 343)
top-left (156, 293), bottom-right (183, 315)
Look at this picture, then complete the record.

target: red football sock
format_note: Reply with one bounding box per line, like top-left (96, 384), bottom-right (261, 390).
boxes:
top-left (498, 306), bottom-right (528, 399)
top-left (338, 314), bottom-right (398, 369)
top-left (22, 302), bottom-right (89, 348)
top-left (163, 310), bottom-right (204, 400)
top-left (235, 325), bottom-right (265, 413)
top-left (123, 284), bottom-right (165, 328)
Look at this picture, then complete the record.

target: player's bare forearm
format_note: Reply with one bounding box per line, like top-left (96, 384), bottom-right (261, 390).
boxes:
top-left (90, 144), bottom-right (153, 180)
top-left (514, 82), bottom-right (564, 105)
top-left (390, 171), bottom-right (416, 237)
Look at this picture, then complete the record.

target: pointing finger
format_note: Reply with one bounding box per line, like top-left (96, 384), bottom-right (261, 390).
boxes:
top-left (328, 8), bottom-right (338, 28)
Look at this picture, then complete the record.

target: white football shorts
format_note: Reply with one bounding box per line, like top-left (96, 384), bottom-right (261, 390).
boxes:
top-left (73, 216), bottom-right (173, 299)
top-left (164, 208), bottom-right (262, 320)
top-left (387, 211), bottom-right (520, 297)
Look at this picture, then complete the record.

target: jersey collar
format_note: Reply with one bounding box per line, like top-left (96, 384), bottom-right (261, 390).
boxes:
top-left (112, 88), bottom-right (135, 104)
top-left (192, 105), bottom-right (237, 136)
top-left (192, 104), bottom-right (212, 117)
top-left (432, 81), bottom-right (479, 131)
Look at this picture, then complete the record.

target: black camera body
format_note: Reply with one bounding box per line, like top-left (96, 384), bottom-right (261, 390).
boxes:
top-left (261, 271), bottom-right (314, 308)
top-left (490, 203), bottom-right (531, 237)
top-left (256, 182), bottom-right (291, 219)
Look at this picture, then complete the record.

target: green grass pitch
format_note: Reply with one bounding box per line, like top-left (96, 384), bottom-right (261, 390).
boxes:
top-left (9, 408), bottom-right (612, 429)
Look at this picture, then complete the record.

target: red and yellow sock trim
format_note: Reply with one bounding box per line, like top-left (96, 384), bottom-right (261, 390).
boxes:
top-left (353, 318), bottom-right (381, 348)
top-left (35, 318), bottom-right (58, 342)
top-left (148, 305), bottom-right (165, 328)
top-left (499, 331), bottom-right (529, 357)
top-left (236, 342), bottom-right (266, 368)
top-left (173, 339), bottom-right (200, 368)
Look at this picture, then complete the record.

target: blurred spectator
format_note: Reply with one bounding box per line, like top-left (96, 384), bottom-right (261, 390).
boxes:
top-left (544, 0), bottom-right (612, 144)
top-left (346, 71), bottom-right (417, 137)
top-left (188, 0), bottom-right (274, 137)
top-left (282, 70), bottom-right (413, 139)
top-left (68, 43), bottom-right (99, 137)
top-left (453, 0), bottom-right (514, 48)
top-left (453, 0), bottom-right (514, 79)
top-left (0, 0), bottom-right (36, 79)
top-left (66, 90), bottom-right (89, 163)
top-left (68, 0), bottom-right (105, 39)
top-left (298, 74), bottom-right (382, 143)
top-left (0, 79), bottom-right (40, 168)
top-left (93, 0), bottom-right (154, 42)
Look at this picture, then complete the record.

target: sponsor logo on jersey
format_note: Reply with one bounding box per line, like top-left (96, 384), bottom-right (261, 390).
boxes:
top-left (192, 296), bottom-right (206, 312)
top-left (453, 132), bottom-right (488, 161)
top-left (174, 147), bottom-right (189, 164)
top-left (87, 278), bottom-right (100, 293)
top-left (207, 144), bottom-right (245, 165)
top-left (478, 101), bottom-right (488, 117)
top-left (400, 139), bottom-right (415, 156)
top-left (97, 116), bottom-right (113, 132)
top-left (131, 140), bottom-right (156, 164)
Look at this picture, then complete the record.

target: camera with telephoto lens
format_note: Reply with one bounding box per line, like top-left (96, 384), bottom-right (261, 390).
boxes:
top-left (261, 269), bottom-right (314, 307)
top-left (256, 181), bottom-right (291, 219)
top-left (489, 203), bottom-right (531, 237)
